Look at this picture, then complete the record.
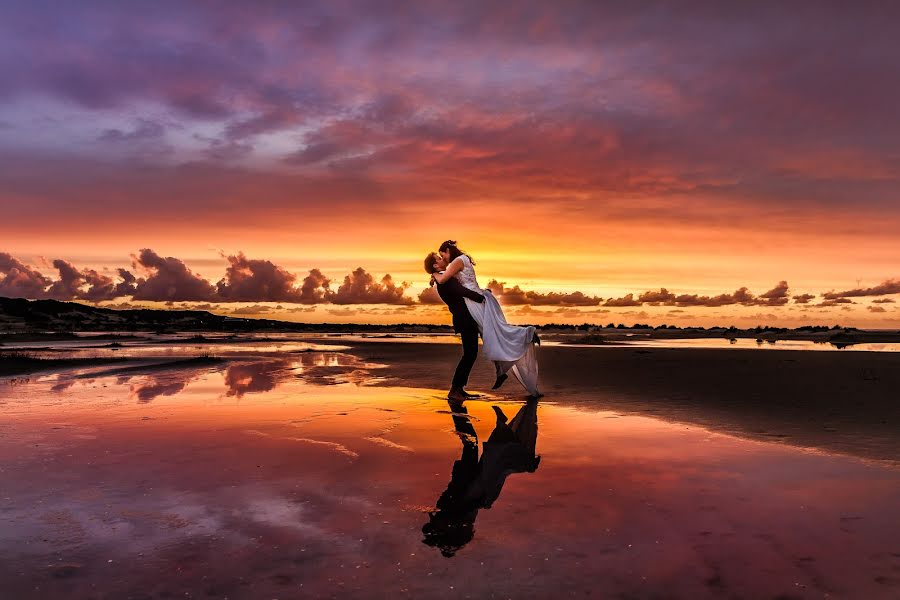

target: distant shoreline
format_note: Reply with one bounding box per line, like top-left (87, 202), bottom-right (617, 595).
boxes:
top-left (3, 296), bottom-right (899, 346)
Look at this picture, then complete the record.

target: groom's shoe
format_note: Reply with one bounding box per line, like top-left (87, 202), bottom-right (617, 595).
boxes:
top-left (461, 389), bottom-right (482, 399)
top-left (491, 373), bottom-right (508, 390)
top-left (448, 387), bottom-right (467, 403)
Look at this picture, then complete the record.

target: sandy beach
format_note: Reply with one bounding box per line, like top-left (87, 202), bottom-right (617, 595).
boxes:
top-left (347, 341), bottom-right (900, 465)
top-left (1, 336), bottom-right (899, 598)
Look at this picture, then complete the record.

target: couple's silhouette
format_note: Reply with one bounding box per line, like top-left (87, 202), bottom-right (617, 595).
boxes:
top-left (425, 240), bottom-right (541, 402)
top-left (422, 399), bottom-right (541, 557)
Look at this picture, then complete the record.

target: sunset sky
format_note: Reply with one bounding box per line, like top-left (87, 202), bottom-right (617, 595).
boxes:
top-left (2, 1), bottom-right (899, 327)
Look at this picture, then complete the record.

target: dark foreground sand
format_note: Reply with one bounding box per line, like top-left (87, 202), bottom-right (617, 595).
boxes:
top-left (346, 341), bottom-right (900, 465)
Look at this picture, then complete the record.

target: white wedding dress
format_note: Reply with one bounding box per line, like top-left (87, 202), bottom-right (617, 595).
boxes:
top-left (454, 255), bottom-right (540, 397)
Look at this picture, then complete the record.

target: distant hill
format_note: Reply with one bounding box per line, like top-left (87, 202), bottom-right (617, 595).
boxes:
top-left (0, 297), bottom-right (446, 335)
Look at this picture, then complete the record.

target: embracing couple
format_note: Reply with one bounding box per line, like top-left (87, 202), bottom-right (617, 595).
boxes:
top-left (424, 240), bottom-right (541, 403)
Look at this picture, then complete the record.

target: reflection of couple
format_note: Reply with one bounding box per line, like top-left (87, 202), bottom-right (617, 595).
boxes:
top-left (425, 240), bottom-right (541, 402)
top-left (422, 399), bottom-right (541, 557)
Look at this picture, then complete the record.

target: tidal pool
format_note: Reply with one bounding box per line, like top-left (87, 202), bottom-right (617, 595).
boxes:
top-left (1, 354), bottom-right (898, 598)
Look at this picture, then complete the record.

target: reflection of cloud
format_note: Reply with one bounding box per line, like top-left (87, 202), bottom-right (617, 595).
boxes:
top-left (223, 355), bottom-right (364, 394)
top-left (225, 361), bottom-right (287, 397)
top-left (872, 298), bottom-right (895, 304)
top-left (130, 377), bottom-right (189, 403)
top-left (50, 379), bottom-right (76, 393)
top-left (128, 364), bottom-right (223, 402)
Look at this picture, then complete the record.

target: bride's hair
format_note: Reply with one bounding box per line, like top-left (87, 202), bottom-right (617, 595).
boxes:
top-left (439, 240), bottom-right (474, 265)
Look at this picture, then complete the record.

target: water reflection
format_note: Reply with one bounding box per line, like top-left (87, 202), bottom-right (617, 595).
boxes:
top-left (131, 374), bottom-right (194, 402)
top-left (423, 399), bottom-right (540, 557)
top-left (41, 352), bottom-right (370, 402)
top-left (224, 360), bottom-right (289, 397)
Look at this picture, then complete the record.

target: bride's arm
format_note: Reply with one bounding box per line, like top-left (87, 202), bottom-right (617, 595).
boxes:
top-left (430, 256), bottom-right (464, 284)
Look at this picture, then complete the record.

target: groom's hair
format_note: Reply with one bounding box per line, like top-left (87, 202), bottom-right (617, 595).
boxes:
top-left (423, 252), bottom-right (439, 274)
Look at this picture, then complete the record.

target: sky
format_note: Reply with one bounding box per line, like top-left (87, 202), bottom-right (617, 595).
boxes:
top-left (1, 1), bottom-right (899, 327)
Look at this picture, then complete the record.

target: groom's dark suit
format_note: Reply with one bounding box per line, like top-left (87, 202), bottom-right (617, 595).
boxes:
top-left (434, 276), bottom-right (484, 389)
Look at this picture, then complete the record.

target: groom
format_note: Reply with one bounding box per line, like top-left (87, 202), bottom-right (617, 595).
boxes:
top-left (425, 252), bottom-right (484, 403)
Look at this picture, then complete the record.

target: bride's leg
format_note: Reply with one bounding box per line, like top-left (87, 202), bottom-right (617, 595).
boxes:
top-left (492, 361), bottom-right (508, 390)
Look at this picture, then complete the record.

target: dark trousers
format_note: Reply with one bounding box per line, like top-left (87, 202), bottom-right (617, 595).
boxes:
top-left (451, 325), bottom-right (479, 389)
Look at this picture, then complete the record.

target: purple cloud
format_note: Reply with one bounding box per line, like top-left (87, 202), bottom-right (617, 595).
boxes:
top-left (823, 279), bottom-right (900, 299)
top-left (131, 248), bottom-right (217, 302)
top-left (328, 268), bottom-right (413, 305)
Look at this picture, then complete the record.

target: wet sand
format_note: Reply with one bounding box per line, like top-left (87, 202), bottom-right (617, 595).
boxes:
top-left (347, 341), bottom-right (900, 465)
top-left (1, 342), bottom-right (899, 598)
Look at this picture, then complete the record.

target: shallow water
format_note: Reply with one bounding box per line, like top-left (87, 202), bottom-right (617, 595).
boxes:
top-left (1, 353), bottom-right (899, 598)
top-left (611, 337), bottom-right (900, 352)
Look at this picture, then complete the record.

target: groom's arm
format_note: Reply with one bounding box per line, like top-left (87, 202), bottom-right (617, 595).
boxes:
top-left (461, 286), bottom-right (485, 303)
top-left (442, 276), bottom-right (485, 303)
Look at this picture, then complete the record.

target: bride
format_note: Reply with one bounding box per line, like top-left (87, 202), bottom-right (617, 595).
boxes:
top-left (430, 240), bottom-right (541, 398)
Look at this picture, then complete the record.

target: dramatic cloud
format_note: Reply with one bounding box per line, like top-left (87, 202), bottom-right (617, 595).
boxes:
top-left (3, 0), bottom-right (900, 250)
top-left (823, 279), bottom-right (900, 299)
top-left (814, 298), bottom-right (856, 308)
top-left (758, 281), bottom-right (790, 306)
top-left (297, 269), bottom-right (331, 305)
top-left (230, 304), bottom-right (273, 315)
top-left (608, 283), bottom-right (791, 308)
top-left (604, 294), bottom-right (642, 307)
top-left (664, 288), bottom-right (757, 308)
top-left (638, 289), bottom-right (677, 304)
top-left (45, 259), bottom-right (84, 300)
top-left (0, 252), bottom-right (52, 298)
top-left (1, 249), bottom-right (897, 329)
top-left (131, 248), bottom-right (217, 302)
top-left (216, 252), bottom-right (322, 303)
top-left (417, 286), bottom-right (443, 305)
top-left (0, 253), bottom-right (137, 301)
top-left (1, 249), bottom-right (408, 305)
top-left (486, 280), bottom-right (603, 306)
top-left (328, 268), bottom-right (414, 305)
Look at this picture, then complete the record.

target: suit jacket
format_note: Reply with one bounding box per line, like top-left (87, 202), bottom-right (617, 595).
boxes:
top-left (435, 276), bottom-right (483, 334)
